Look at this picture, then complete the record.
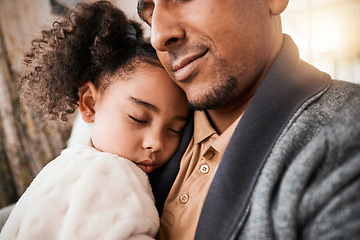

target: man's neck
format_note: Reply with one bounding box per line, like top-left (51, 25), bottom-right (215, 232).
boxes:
top-left (205, 95), bottom-right (252, 134)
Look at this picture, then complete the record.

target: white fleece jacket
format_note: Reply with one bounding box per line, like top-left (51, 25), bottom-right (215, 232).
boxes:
top-left (0, 146), bottom-right (159, 240)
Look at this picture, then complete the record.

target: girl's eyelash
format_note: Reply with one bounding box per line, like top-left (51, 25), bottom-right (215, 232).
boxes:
top-left (129, 115), bottom-right (147, 124)
top-left (129, 115), bottom-right (183, 134)
top-left (169, 129), bottom-right (183, 135)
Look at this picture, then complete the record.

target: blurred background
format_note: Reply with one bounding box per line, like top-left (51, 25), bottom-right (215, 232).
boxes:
top-left (0, 0), bottom-right (359, 207)
top-left (282, 0), bottom-right (360, 83)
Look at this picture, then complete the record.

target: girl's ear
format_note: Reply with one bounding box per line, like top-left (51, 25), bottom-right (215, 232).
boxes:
top-left (79, 82), bottom-right (98, 123)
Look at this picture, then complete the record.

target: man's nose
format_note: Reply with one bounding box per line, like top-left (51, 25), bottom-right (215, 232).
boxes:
top-left (150, 5), bottom-right (185, 51)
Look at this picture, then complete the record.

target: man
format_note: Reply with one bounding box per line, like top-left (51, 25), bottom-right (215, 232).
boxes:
top-left (138, 0), bottom-right (360, 239)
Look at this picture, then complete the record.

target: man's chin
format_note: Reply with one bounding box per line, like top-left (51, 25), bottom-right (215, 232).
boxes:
top-left (186, 76), bottom-right (239, 110)
top-left (187, 98), bottom-right (222, 111)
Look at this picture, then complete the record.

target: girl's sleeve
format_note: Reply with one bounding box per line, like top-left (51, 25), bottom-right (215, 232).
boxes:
top-left (0, 147), bottom-right (159, 240)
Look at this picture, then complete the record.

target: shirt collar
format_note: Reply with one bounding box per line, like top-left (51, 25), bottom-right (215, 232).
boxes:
top-left (193, 110), bottom-right (216, 145)
top-left (211, 116), bottom-right (241, 153)
top-left (193, 110), bottom-right (242, 153)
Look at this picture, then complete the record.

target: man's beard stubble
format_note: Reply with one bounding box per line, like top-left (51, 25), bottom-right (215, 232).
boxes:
top-left (187, 76), bottom-right (239, 110)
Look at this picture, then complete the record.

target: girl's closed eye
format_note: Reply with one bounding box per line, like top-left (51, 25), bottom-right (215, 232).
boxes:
top-left (168, 125), bottom-right (185, 136)
top-left (129, 115), bottom-right (148, 125)
top-left (169, 128), bottom-right (182, 135)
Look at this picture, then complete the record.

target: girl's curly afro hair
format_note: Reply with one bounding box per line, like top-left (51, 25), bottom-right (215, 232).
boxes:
top-left (18, 0), bottom-right (159, 122)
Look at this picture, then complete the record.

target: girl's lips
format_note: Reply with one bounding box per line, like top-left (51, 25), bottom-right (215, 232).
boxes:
top-left (136, 160), bottom-right (156, 173)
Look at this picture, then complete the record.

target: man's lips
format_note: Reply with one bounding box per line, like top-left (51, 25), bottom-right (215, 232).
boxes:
top-left (136, 160), bottom-right (157, 174)
top-left (172, 49), bottom-right (208, 81)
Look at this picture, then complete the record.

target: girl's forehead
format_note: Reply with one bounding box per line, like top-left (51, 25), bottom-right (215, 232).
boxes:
top-left (106, 63), bottom-right (184, 104)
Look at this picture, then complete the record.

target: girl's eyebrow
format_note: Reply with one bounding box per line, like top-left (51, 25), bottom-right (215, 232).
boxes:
top-left (128, 96), bottom-right (159, 113)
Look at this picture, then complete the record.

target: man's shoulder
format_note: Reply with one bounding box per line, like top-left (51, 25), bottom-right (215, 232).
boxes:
top-left (327, 79), bottom-right (360, 97)
top-left (271, 79), bottom-right (360, 161)
top-left (300, 79), bottom-right (360, 121)
top-left (322, 86), bottom-right (360, 144)
top-left (321, 79), bottom-right (359, 101)
top-left (256, 80), bottom-right (360, 240)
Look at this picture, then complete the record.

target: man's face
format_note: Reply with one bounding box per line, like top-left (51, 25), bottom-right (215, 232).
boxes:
top-left (138, 0), bottom-right (276, 110)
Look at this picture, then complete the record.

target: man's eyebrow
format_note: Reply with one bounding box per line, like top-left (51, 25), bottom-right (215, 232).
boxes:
top-left (128, 96), bottom-right (159, 113)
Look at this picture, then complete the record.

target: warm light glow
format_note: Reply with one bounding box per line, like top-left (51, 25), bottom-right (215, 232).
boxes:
top-left (282, 0), bottom-right (360, 83)
top-left (311, 19), bottom-right (341, 55)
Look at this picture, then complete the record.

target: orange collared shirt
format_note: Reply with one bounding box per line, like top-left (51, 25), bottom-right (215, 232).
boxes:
top-left (158, 111), bottom-right (241, 240)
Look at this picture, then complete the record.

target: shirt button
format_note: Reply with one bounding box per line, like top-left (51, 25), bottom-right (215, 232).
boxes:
top-left (200, 164), bottom-right (210, 174)
top-left (179, 193), bottom-right (189, 204)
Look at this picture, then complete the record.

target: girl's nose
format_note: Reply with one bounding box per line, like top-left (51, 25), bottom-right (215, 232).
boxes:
top-left (142, 131), bottom-right (164, 153)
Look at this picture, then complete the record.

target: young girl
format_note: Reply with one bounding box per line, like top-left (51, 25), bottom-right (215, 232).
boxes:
top-left (0, 1), bottom-right (189, 239)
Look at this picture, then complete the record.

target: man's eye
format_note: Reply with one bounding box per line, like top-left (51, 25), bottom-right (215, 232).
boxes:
top-left (147, 13), bottom-right (153, 22)
top-left (129, 115), bottom-right (148, 124)
top-left (137, 2), bottom-right (153, 26)
top-left (142, 13), bottom-right (153, 26)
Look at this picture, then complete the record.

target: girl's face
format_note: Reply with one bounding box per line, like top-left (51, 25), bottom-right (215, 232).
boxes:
top-left (84, 62), bottom-right (189, 173)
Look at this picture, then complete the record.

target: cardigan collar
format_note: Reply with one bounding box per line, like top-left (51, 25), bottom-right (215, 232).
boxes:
top-left (195, 35), bottom-right (332, 239)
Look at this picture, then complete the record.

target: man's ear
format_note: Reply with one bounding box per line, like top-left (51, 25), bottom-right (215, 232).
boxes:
top-left (269, 0), bottom-right (289, 15)
top-left (79, 82), bottom-right (98, 123)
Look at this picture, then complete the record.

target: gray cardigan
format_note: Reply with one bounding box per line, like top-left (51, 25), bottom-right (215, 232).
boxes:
top-left (149, 35), bottom-right (360, 239)
top-left (237, 69), bottom-right (360, 240)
